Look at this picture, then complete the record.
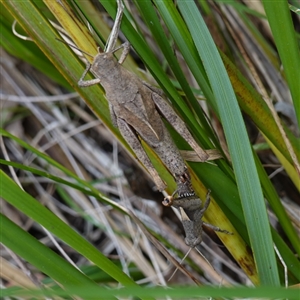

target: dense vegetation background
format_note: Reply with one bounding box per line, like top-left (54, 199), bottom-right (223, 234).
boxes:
top-left (0, 0), bottom-right (299, 298)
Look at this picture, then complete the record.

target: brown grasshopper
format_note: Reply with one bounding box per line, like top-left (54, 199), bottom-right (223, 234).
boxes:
top-left (163, 190), bottom-right (232, 248)
top-left (76, 0), bottom-right (209, 197)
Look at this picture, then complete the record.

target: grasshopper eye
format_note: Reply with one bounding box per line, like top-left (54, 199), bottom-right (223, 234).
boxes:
top-left (162, 196), bottom-right (173, 207)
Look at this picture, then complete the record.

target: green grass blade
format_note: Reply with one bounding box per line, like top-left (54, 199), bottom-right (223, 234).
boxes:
top-left (177, 0), bottom-right (280, 285)
top-left (2, 285), bottom-right (300, 300)
top-left (222, 53), bottom-right (300, 165)
top-left (152, 0), bottom-right (235, 179)
top-left (254, 152), bottom-right (300, 256)
top-left (0, 214), bottom-right (99, 288)
top-left (262, 0), bottom-right (300, 128)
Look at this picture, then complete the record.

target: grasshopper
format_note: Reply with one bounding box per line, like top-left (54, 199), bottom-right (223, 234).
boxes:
top-left (163, 190), bottom-right (232, 248)
top-left (77, 0), bottom-right (209, 198)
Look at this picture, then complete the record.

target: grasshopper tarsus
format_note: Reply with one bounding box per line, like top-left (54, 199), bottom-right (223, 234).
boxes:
top-left (117, 42), bottom-right (130, 64)
top-left (200, 189), bottom-right (211, 213)
top-left (203, 222), bottom-right (233, 235)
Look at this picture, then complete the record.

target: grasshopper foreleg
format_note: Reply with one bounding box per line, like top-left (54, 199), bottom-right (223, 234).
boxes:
top-left (78, 62), bottom-right (101, 87)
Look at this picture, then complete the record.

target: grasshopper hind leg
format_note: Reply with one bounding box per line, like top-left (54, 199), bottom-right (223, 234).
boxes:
top-left (117, 118), bottom-right (166, 191)
top-left (105, 0), bottom-right (125, 52)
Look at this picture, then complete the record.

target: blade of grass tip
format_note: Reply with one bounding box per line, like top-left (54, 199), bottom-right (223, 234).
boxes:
top-left (177, 1), bottom-right (280, 286)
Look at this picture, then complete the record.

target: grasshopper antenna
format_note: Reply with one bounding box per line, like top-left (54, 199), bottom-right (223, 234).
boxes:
top-left (195, 247), bottom-right (226, 286)
top-left (12, 20), bottom-right (33, 41)
top-left (194, 247), bottom-right (216, 271)
top-left (168, 247), bottom-right (192, 282)
top-left (55, 38), bottom-right (94, 58)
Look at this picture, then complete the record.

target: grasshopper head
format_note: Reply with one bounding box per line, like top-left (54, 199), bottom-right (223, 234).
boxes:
top-left (185, 235), bottom-right (202, 248)
top-left (92, 49), bottom-right (119, 76)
